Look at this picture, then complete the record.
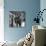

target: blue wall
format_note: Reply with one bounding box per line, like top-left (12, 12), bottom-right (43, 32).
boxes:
top-left (4, 0), bottom-right (40, 42)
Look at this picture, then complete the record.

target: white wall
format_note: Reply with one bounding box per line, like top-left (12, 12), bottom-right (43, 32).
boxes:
top-left (40, 0), bottom-right (46, 27)
top-left (0, 0), bottom-right (4, 42)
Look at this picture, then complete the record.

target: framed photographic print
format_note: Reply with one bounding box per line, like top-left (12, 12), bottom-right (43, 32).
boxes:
top-left (9, 11), bottom-right (26, 27)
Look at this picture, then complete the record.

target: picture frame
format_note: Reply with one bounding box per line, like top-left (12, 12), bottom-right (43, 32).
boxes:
top-left (9, 11), bottom-right (26, 27)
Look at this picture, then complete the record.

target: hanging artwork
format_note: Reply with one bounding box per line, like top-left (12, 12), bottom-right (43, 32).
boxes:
top-left (9, 11), bottom-right (26, 27)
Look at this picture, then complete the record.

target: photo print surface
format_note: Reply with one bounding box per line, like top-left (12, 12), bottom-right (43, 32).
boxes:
top-left (9, 11), bottom-right (26, 27)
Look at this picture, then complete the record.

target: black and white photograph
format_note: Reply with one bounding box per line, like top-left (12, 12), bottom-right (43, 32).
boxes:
top-left (9, 11), bottom-right (26, 27)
